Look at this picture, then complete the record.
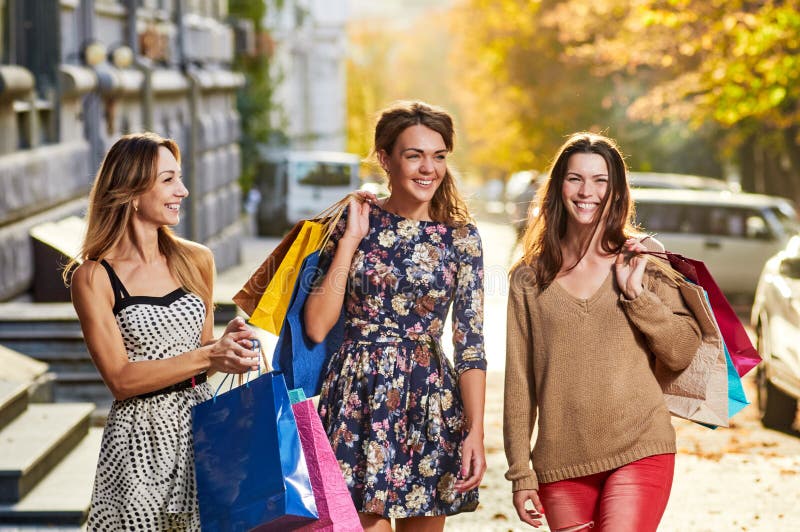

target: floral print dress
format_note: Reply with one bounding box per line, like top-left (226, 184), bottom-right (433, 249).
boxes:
top-left (317, 203), bottom-right (487, 518)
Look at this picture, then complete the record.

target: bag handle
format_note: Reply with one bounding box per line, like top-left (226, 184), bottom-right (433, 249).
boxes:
top-left (213, 338), bottom-right (272, 401)
top-left (311, 193), bottom-right (353, 221)
top-left (313, 192), bottom-right (361, 253)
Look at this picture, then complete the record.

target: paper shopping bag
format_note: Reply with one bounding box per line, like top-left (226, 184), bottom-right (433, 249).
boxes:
top-left (645, 251), bottom-right (760, 377)
top-left (273, 250), bottom-right (344, 397)
top-left (237, 196), bottom-right (351, 335)
top-left (289, 391), bottom-right (360, 531)
top-left (656, 280), bottom-right (730, 427)
top-left (192, 372), bottom-right (318, 531)
top-left (696, 293), bottom-right (751, 429)
top-left (249, 220), bottom-right (325, 335)
top-left (724, 340), bottom-right (750, 420)
top-left (233, 221), bottom-right (306, 317)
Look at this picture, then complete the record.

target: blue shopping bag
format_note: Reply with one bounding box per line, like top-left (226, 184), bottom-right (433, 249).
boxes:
top-left (273, 250), bottom-right (344, 397)
top-left (724, 342), bottom-right (749, 419)
top-left (192, 371), bottom-right (318, 531)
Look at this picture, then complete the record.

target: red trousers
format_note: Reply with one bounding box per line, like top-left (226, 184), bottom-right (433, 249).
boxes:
top-left (538, 453), bottom-right (675, 532)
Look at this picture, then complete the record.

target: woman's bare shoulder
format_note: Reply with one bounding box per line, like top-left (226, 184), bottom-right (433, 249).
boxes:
top-left (71, 259), bottom-right (106, 288)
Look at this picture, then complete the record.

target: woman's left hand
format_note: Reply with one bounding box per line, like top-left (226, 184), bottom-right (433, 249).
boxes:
top-left (223, 316), bottom-right (251, 337)
top-left (615, 238), bottom-right (648, 299)
top-left (455, 429), bottom-right (486, 493)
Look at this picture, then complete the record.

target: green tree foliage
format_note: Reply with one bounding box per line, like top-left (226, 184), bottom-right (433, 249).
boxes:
top-left (229, 0), bottom-right (285, 190)
top-left (549, 0), bottom-right (800, 198)
top-left (448, 0), bottom-right (725, 181)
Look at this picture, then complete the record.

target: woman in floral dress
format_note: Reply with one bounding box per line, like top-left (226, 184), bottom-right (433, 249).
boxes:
top-left (304, 101), bottom-right (487, 531)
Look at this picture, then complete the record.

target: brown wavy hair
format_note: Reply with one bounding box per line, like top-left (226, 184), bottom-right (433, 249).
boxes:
top-left (373, 100), bottom-right (471, 227)
top-left (63, 132), bottom-right (211, 307)
top-left (519, 132), bottom-right (640, 288)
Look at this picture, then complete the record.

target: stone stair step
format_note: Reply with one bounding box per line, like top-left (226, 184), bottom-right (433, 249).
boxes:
top-left (0, 382), bottom-right (29, 433)
top-left (0, 427), bottom-right (102, 527)
top-left (0, 303), bottom-right (79, 324)
top-left (0, 346), bottom-right (49, 383)
top-left (0, 345), bottom-right (54, 405)
top-left (0, 342), bottom-right (89, 366)
top-left (0, 403), bottom-right (93, 504)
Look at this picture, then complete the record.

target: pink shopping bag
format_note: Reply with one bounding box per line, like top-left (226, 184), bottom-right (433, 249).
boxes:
top-left (290, 397), bottom-right (361, 531)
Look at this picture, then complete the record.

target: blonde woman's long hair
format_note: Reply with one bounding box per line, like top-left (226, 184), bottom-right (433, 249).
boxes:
top-left (373, 101), bottom-right (472, 227)
top-left (63, 132), bottom-right (212, 308)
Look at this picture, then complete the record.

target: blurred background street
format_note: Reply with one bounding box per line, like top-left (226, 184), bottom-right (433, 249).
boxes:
top-left (1, 0), bottom-right (800, 530)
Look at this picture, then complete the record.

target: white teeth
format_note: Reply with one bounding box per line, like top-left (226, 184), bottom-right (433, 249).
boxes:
top-left (414, 180), bottom-right (432, 186)
top-left (576, 202), bottom-right (596, 209)
top-left (167, 204), bottom-right (179, 211)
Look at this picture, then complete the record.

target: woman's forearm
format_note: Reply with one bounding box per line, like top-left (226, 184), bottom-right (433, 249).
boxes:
top-left (101, 347), bottom-right (211, 401)
top-left (304, 236), bottom-right (360, 342)
top-left (459, 368), bottom-right (486, 434)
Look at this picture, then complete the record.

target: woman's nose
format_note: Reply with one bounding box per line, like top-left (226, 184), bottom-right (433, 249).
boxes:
top-left (419, 157), bottom-right (434, 174)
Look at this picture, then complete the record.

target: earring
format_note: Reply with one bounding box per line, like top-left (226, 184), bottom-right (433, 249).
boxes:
top-left (133, 203), bottom-right (138, 213)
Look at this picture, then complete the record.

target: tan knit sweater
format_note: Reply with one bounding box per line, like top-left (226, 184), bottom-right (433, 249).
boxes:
top-left (504, 263), bottom-right (702, 492)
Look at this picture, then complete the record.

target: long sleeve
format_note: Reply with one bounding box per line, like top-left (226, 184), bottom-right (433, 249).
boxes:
top-left (503, 265), bottom-right (539, 491)
top-left (451, 224), bottom-right (487, 374)
top-left (620, 270), bottom-right (702, 371)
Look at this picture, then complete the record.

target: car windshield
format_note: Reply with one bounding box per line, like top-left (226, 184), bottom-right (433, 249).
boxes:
top-left (770, 204), bottom-right (800, 236)
top-left (635, 201), bottom-right (777, 239)
top-left (291, 161), bottom-right (352, 187)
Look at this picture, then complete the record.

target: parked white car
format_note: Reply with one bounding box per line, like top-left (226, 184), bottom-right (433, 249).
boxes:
top-left (751, 236), bottom-right (800, 432)
top-left (629, 171), bottom-right (736, 192)
top-left (632, 188), bottom-right (799, 301)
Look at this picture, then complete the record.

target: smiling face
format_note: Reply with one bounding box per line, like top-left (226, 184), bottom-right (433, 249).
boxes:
top-left (378, 124), bottom-right (448, 209)
top-left (561, 152), bottom-right (610, 230)
top-left (134, 146), bottom-right (187, 227)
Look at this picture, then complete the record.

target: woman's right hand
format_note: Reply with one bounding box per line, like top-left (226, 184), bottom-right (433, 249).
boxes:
top-left (341, 195), bottom-right (371, 246)
top-left (513, 489), bottom-right (545, 528)
top-left (206, 330), bottom-right (259, 374)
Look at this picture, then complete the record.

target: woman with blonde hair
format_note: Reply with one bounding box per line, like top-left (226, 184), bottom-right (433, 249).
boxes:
top-left (304, 101), bottom-right (487, 531)
top-left (504, 132), bottom-right (702, 531)
top-left (67, 132), bottom-right (258, 530)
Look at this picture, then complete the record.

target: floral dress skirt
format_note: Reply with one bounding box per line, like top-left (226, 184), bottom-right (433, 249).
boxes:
top-left (318, 332), bottom-right (479, 518)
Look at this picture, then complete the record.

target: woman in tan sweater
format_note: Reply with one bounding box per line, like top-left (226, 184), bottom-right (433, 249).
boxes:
top-left (504, 132), bottom-right (702, 531)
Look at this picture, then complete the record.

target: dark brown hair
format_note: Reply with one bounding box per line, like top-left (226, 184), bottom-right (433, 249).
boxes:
top-left (373, 100), bottom-right (471, 226)
top-left (519, 132), bottom-right (638, 287)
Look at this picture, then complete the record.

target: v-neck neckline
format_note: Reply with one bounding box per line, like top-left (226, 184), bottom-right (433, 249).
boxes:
top-left (552, 269), bottom-right (614, 304)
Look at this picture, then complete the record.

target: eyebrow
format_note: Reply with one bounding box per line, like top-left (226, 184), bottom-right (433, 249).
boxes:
top-left (157, 169), bottom-right (181, 177)
top-left (567, 171), bottom-right (608, 178)
top-left (401, 148), bottom-right (448, 154)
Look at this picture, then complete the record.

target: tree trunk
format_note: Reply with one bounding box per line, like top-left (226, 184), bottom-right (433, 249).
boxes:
top-left (782, 126), bottom-right (800, 205)
top-left (739, 134), bottom-right (756, 193)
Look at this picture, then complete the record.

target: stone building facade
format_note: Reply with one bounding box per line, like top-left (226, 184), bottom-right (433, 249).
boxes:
top-left (0, 0), bottom-right (245, 302)
top-left (266, 0), bottom-right (348, 151)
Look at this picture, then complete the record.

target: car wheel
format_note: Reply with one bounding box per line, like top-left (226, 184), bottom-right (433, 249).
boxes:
top-left (756, 327), bottom-right (798, 431)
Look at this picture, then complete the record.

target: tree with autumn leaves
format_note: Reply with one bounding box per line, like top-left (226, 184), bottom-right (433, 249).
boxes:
top-left (447, 0), bottom-right (800, 200)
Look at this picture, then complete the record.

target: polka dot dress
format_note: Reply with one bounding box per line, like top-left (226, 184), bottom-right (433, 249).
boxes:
top-left (87, 260), bottom-right (212, 532)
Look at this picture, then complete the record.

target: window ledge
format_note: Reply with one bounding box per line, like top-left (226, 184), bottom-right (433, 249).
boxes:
top-left (0, 66), bottom-right (35, 101)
